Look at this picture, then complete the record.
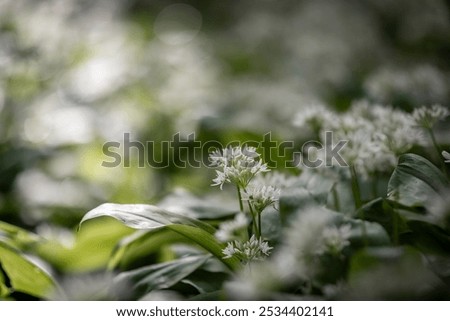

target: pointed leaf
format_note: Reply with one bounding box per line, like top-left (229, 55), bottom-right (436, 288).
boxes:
top-left (114, 255), bottom-right (209, 299)
top-left (0, 241), bottom-right (57, 299)
top-left (108, 229), bottom-right (187, 270)
top-left (387, 153), bottom-right (448, 208)
top-left (166, 224), bottom-right (240, 271)
top-left (80, 203), bottom-right (216, 234)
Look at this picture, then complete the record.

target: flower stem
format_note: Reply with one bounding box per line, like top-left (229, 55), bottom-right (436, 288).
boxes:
top-left (332, 183), bottom-right (340, 212)
top-left (247, 200), bottom-right (260, 238)
top-left (427, 127), bottom-right (441, 158)
top-left (350, 165), bottom-right (362, 209)
top-left (392, 209), bottom-right (399, 246)
top-left (350, 165), bottom-right (367, 246)
top-left (237, 186), bottom-right (244, 213)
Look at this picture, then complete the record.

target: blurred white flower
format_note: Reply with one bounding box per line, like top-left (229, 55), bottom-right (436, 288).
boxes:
top-left (222, 235), bottom-right (272, 264)
top-left (412, 104), bottom-right (449, 129)
top-left (292, 104), bottom-right (335, 134)
top-left (316, 224), bottom-right (352, 256)
top-left (443, 151), bottom-right (450, 163)
top-left (313, 100), bottom-right (425, 179)
top-left (364, 65), bottom-right (448, 105)
top-left (215, 212), bottom-right (249, 242)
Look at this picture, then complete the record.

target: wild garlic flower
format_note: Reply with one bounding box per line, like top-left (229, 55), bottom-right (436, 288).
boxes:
top-left (222, 235), bottom-right (272, 264)
top-left (412, 105), bottom-right (449, 128)
top-left (316, 224), bottom-right (352, 256)
top-left (292, 104), bottom-right (335, 134)
top-left (210, 146), bottom-right (269, 189)
top-left (215, 212), bottom-right (249, 242)
top-left (316, 100), bottom-right (424, 179)
top-left (443, 151), bottom-right (450, 163)
top-left (241, 184), bottom-right (280, 213)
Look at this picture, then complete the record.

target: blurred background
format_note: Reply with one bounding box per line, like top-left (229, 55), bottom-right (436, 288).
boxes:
top-left (0, 0), bottom-right (449, 236)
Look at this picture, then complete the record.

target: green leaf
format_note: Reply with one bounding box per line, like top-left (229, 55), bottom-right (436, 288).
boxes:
top-left (166, 224), bottom-right (240, 271)
top-left (348, 219), bottom-right (391, 248)
top-left (0, 241), bottom-right (57, 299)
top-left (356, 198), bottom-right (410, 243)
top-left (108, 229), bottom-right (188, 270)
top-left (181, 270), bottom-right (229, 294)
top-left (80, 203), bottom-right (239, 271)
top-left (37, 218), bottom-right (133, 273)
top-left (387, 153), bottom-right (449, 208)
top-left (80, 203), bottom-right (215, 234)
top-left (356, 198), bottom-right (450, 255)
top-left (0, 267), bottom-right (11, 298)
top-left (114, 255), bottom-right (209, 299)
top-left (0, 221), bottom-right (41, 250)
top-left (405, 220), bottom-right (450, 256)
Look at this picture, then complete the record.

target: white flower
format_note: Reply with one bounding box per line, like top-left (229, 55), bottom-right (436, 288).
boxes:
top-left (215, 212), bottom-right (249, 242)
top-left (442, 151), bottom-right (450, 163)
top-left (241, 184), bottom-right (280, 213)
top-left (309, 100), bottom-right (424, 179)
top-left (412, 105), bottom-right (449, 128)
top-left (222, 235), bottom-right (272, 263)
top-left (364, 65), bottom-right (448, 105)
top-left (281, 207), bottom-right (351, 275)
top-left (210, 146), bottom-right (270, 189)
top-left (292, 104), bottom-right (335, 133)
top-left (316, 224), bottom-right (352, 255)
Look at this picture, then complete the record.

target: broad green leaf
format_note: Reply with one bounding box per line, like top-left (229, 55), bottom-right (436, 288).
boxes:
top-left (166, 224), bottom-right (240, 271)
top-left (348, 219), bottom-right (390, 248)
top-left (37, 218), bottom-right (133, 272)
top-left (0, 267), bottom-right (11, 298)
top-left (405, 220), bottom-right (450, 256)
top-left (357, 198), bottom-right (450, 255)
top-left (80, 203), bottom-right (239, 271)
top-left (0, 241), bottom-right (57, 299)
top-left (181, 270), bottom-right (229, 294)
top-left (0, 221), bottom-right (41, 250)
top-left (356, 198), bottom-right (410, 243)
top-left (387, 153), bottom-right (449, 208)
top-left (80, 203), bottom-right (215, 234)
top-left (109, 229), bottom-right (188, 270)
top-left (114, 255), bottom-right (209, 299)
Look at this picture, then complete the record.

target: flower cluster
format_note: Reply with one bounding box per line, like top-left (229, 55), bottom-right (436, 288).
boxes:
top-left (215, 212), bottom-right (249, 242)
top-left (294, 100), bottom-right (426, 179)
top-left (241, 184), bottom-right (280, 214)
top-left (210, 146), bottom-right (269, 189)
top-left (210, 146), bottom-right (283, 264)
top-left (412, 105), bottom-right (449, 129)
top-left (222, 235), bottom-right (273, 264)
top-left (316, 224), bottom-right (352, 256)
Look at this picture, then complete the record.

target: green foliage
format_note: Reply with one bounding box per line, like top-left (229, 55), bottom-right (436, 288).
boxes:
top-left (114, 255), bottom-right (210, 300)
top-left (1, 1), bottom-right (450, 301)
top-left (79, 203), bottom-right (240, 271)
top-left (387, 153), bottom-right (449, 208)
top-left (0, 241), bottom-right (57, 299)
